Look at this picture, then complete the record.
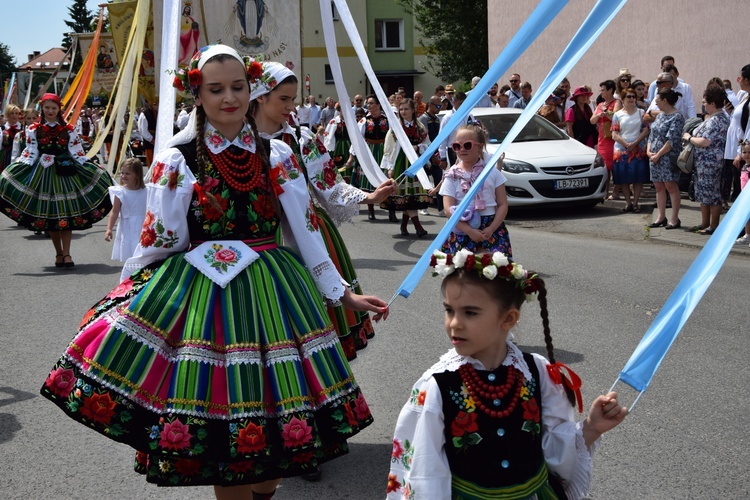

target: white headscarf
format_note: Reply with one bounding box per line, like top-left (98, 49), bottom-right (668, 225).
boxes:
top-left (250, 61), bottom-right (296, 101)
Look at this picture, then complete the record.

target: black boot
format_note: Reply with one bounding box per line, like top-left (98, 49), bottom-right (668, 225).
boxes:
top-left (367, 204), bottom-right (375, 220)
top-left (412, 216), bottom-right (428, 238)
top-left (389, 209), bottom-right (399, 222)
top-left (400, 213), bottom-right (409, 235)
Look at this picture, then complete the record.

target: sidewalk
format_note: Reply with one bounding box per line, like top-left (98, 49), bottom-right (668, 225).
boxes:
top-left (602, 190), bottom-right (750, 256)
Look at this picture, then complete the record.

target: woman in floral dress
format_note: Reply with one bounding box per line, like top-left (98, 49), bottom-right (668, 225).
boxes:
top-left (685, 86), bottom-right (730, 234)
top-left (647, 88), bottom-right (685, 229)
top-left (0, 93), bottom-right (113, 267)
top-left (40, 45), bottom-right (387, 498)
top-left (249, 61), bottom-right (395, 360)
top-left (380, 98), bottom-right (431, 237)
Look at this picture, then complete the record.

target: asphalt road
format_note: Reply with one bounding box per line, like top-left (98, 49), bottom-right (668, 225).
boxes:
top-left (0, 203), bottom-right (748, 499)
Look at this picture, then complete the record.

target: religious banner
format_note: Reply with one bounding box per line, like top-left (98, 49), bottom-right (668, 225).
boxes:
top-left (154, 0), bottom-right (301, 72)
top-left (78, 33), bottom-right (119, 98)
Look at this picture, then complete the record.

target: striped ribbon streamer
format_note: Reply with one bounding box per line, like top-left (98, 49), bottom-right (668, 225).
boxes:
top-left (401, 0), bottom-right (568, 179)
top-left (329, 0), bottom-right (431, 189)
top-left (320, 0), bottom-right (386, 187)
top-left (390, 0), bottom-right (629, 303)
top-left (616, 187), bottom-right (750, 402)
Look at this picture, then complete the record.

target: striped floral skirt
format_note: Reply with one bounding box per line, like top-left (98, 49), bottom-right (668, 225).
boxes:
top-left (316, 207), bottom-right (374, 360)
top-left (440, 215), bottom-right (513, 258)
top-left (379, 151), bottom-right (431, 211)
top-left (40, 245), bottom-right (372, 486)
top-left (352, 142), bottom-right (384, 192)
top-left (0, 157), bottom-right (113, 231)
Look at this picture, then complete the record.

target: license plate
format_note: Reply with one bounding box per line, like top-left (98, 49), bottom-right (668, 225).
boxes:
top-left (553, 178), bottom-right (588, 190)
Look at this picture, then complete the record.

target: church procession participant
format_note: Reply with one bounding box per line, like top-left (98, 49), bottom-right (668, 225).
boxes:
top-left (40, 45), bottom-right (388, 498)
top-left (249, 60), bottom-right (396, 359)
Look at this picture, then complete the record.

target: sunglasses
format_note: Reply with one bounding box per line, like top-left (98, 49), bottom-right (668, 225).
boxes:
top-left (620, 77), bottom-right (631, 82)
top-left (451, 141), bottom-right (482, 152)
top-left (625, 95), bottom-right (636, 99)
top-left (656, 80), bottom-right (671, 85)
top-left (509, 79), bottom-right (520, 83)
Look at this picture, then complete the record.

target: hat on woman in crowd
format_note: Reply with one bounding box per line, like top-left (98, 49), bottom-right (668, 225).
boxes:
top-left (571, 86), bottom-right (593, 98)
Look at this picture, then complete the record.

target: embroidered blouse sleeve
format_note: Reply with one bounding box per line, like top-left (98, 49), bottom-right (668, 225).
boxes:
top-left (119, 148), bottom-right (194, 282)
top-left (66, 127), bottom-right (88, 165)
top-left (534, 354), bottom-right (595, 500)
top-left (18, 124), bottom-right (38, 165)
top-left (381, 128), bottom-right (400, 171)
top-left (271, 139), bottom-right (345, 301)
top-left (11, 132), bottom-right (22, 162)
top-left (298, 129), bottom-right (366, 224)
top-left (387, 376), bottom-right (451, 500)
top-left (323, 119), bottom-right (337, 152)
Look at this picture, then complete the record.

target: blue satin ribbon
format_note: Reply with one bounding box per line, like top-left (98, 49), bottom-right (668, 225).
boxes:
top-left (390, 0), bottom-right (629, 303)
top-left (401, 0), bottom-right (567, 178)
top-left (619, 186), bottom-right (750, 392)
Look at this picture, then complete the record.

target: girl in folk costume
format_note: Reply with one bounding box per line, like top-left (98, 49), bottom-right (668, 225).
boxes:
top-left (380, 98), bottom-right (432, 237)
top-left (40, 45), bottom-right (388, 498)
top-left (1, 104), bottom-right (23, 171)
top-left (347, 94), bottom-right (391, 220)
top-left (0, 93), bottom-right (113, 268)
top-left (323, 103), bottom-right (352, 182)
top-left (439, 124), bottom-right (512, 257)
top-left (11, 108), bottom-right (39, 163)
top-left (387, 250), bottom-right (628, 499)
top-left (105, 158), bottom-right (148, 261)
top-left (250, 60), bottom-right (396, 360)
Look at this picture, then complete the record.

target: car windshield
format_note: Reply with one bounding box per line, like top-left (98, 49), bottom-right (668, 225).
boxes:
top-left (482, 113), bottom-right (568, 144)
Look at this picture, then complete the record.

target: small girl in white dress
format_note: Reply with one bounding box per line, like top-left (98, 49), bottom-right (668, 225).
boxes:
top-left (105, 158), bottom-right (147, 261)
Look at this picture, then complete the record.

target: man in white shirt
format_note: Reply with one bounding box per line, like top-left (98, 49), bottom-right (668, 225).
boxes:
top-left (645, 68), bottom-right (696, 120)
top-left (505, 73), bottom-right (523, 107)
top-left (647, 55), bottom-right (683, 101)
top-left (295, 100), bottom-right (310, 128)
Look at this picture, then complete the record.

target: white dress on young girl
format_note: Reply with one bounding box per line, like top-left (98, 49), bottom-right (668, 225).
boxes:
top-left (108, 186), bottom-right (147, 261)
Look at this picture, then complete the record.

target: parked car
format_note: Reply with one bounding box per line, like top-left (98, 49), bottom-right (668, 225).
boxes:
top-left (442, 107), bottom-right (607, 207)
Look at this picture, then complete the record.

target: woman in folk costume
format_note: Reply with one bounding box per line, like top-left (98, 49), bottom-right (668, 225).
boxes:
top-left (40, 44), bottom-right (388, 498)
top-left (323, 103), bottom-right (353, 182)
top-left (380, 97), bottom-right (432, 238)
top-left (249, 60), bottom-right (396, 360)
top-left (1, 104), bottom-right (23, 171)
top-left (346, 94), bottom-right (391, 220)
top-left (0, 94), bottom-right (113, 267)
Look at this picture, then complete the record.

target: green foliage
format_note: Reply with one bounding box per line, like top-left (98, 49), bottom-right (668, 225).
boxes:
top-left (62, 0), bottom-right (95, 72)
top-left (396, 0), bottom-right (489, 83)
top-left (0, 42), bottom-right (18, 83)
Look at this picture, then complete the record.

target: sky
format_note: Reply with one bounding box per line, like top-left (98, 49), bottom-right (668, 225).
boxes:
top-left (4, 0), bottom-right (103, 64)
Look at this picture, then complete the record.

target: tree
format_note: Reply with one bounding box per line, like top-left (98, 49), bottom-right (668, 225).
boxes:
top-left (396, 0), bottom-right (488, 83)
top-left (62, 0), bottom-right (95, 72)
top-left (0, 42), bottom-right (18, 104)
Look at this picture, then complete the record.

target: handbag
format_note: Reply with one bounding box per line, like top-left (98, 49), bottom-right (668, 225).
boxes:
top-left (602, 120), bottom-right (612, 139)
top-left (677, 140), bottom-right (695, 173)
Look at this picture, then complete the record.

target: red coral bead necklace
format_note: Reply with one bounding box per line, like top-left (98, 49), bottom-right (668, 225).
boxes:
top-left (458, 363), bottom-right (523, 419)
top-left (208, 147), bottom-right (263, 192)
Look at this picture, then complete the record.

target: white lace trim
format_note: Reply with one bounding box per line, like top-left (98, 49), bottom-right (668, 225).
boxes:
top-left (562, 421), bottom-right (595, 500)
top-left (62, 351), bottom-right (362, 420)
top-left (417, 340), bottom-right (533, 383)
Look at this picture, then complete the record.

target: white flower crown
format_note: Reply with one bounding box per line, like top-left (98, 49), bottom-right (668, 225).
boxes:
top-left (430, 249), bottom-right (540, 302)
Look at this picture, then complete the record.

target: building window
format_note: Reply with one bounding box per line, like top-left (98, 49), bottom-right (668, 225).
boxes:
top-left (331, 1), bottom-right (339, 21)
top-left (324, 64), bottom-right (333, 84)
top-left (374, 19), bottom-right (404, 51)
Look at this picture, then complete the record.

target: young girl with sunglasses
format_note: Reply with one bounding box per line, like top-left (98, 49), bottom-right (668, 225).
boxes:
top-left (387, 250), bottom-right (627, 499)
top-left (439, 124), bottom-right (512, 257)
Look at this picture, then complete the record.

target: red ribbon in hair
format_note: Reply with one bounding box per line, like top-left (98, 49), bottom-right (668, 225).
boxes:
top-left (546, 362), bottom-right (583, 413)
top-left (269, 166), bottom-right (285, 196)
top-left (192, 182), bottom-right (209, 206)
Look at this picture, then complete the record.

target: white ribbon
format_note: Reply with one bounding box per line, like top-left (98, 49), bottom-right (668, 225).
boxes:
top-left (155, 0), bottom-right (182, 156)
